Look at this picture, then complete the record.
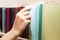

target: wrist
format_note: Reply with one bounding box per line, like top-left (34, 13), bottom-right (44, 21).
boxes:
top-left (10, 29), bottom-right (20, 36)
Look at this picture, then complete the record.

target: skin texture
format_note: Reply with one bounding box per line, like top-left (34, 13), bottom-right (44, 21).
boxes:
top-left (0, 7), bottom-right (31, 40)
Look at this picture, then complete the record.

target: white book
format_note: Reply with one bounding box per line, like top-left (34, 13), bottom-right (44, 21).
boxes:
top-left (2, 8), bottom-right (6, 33)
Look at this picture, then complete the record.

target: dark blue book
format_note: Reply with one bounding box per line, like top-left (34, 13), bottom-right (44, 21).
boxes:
top-left (10, 8), bottom-right (13, 29)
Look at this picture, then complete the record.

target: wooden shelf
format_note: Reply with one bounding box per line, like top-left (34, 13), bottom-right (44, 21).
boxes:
top-left (0, 0), bottom-right (42, 7)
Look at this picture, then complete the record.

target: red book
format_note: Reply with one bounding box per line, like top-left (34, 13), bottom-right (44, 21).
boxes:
top-left (18, 7), bottom-right (24, 12)
top-left (18, 7), bottom-right (21, 12)
top-left (6, 8), bottom-right (10, 32)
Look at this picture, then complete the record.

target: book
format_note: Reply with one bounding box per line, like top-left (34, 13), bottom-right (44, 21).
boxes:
top-left (0, 8), bottom-right (2, 32)
top-left (6, 8), bottom-right (10, 32)
top-left (2, 8), bottom-right (6, 33)
top-left (42, 3), bottom-right (60, 40)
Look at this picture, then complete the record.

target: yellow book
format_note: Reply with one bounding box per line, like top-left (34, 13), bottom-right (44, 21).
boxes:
top-left (42, 3), bottom-right (60, 40)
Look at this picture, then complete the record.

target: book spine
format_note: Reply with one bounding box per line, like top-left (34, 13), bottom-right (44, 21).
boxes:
top-left (2, 8), bottom-right (6, 33)
top-left (6, 8), bottom-right (10, 32)
top-left (18, 7), bottom-right (21, 12)
top-left (38, 4), bottom-right (43, 40)
top-left (10, 8), bottom-right (13, 29)
top-left (0, 8), bottom-right (2, 32)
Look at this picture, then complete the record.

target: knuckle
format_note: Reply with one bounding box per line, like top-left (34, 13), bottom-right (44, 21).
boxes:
top-left (16, 13), bottom-right (20, 16)
top-left (25, 11), bottom-right (30, 14)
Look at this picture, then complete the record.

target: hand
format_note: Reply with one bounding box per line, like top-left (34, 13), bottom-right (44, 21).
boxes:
top-left (16, 37), bottom-right (28, 40)
top-left (11, 7), bottom-right (31, 35)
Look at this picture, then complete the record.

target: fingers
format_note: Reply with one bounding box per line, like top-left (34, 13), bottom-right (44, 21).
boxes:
top-left (20, 7), bottom-right (31, 13)
top-left (23, 11), bottom-right (31, 21)
top-left (16, 37), bottom-right (28, 40)
top-left (23, 11), bottom-right (30, 16)
top-left (16, 7), bottom-right (31, 24)
top-left (23, 12), bottom-right (31, 24)
top-left (25, 15), bottom-right (31, 20)
top-left (27, 20), bottom-right (31, 23)
top-left (21, 11), bottom-right (31, 20)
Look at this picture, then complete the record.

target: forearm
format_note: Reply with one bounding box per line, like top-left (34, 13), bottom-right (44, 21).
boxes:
top-left (0, 32), bottom-right (28, 40)
top-left (0, 30), bottom-right (19, 40)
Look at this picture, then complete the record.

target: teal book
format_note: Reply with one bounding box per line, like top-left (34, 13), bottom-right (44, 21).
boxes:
top-left (38, 4), bottom-right (43, 40)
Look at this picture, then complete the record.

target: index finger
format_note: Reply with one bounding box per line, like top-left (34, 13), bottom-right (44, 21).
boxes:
top-left (20, 6), bottom-right (31, 13)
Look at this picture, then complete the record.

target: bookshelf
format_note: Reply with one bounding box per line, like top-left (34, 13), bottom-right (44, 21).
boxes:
top-left (0, 0), bottom-right (42, 7)
top-left (0, 0), bottom-right (60, 40)
top-left (0, 0), bottom-right (42, 39)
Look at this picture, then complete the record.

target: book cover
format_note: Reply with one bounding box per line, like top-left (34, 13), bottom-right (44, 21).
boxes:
top-left (42, 3), bottom-right (60, 40)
